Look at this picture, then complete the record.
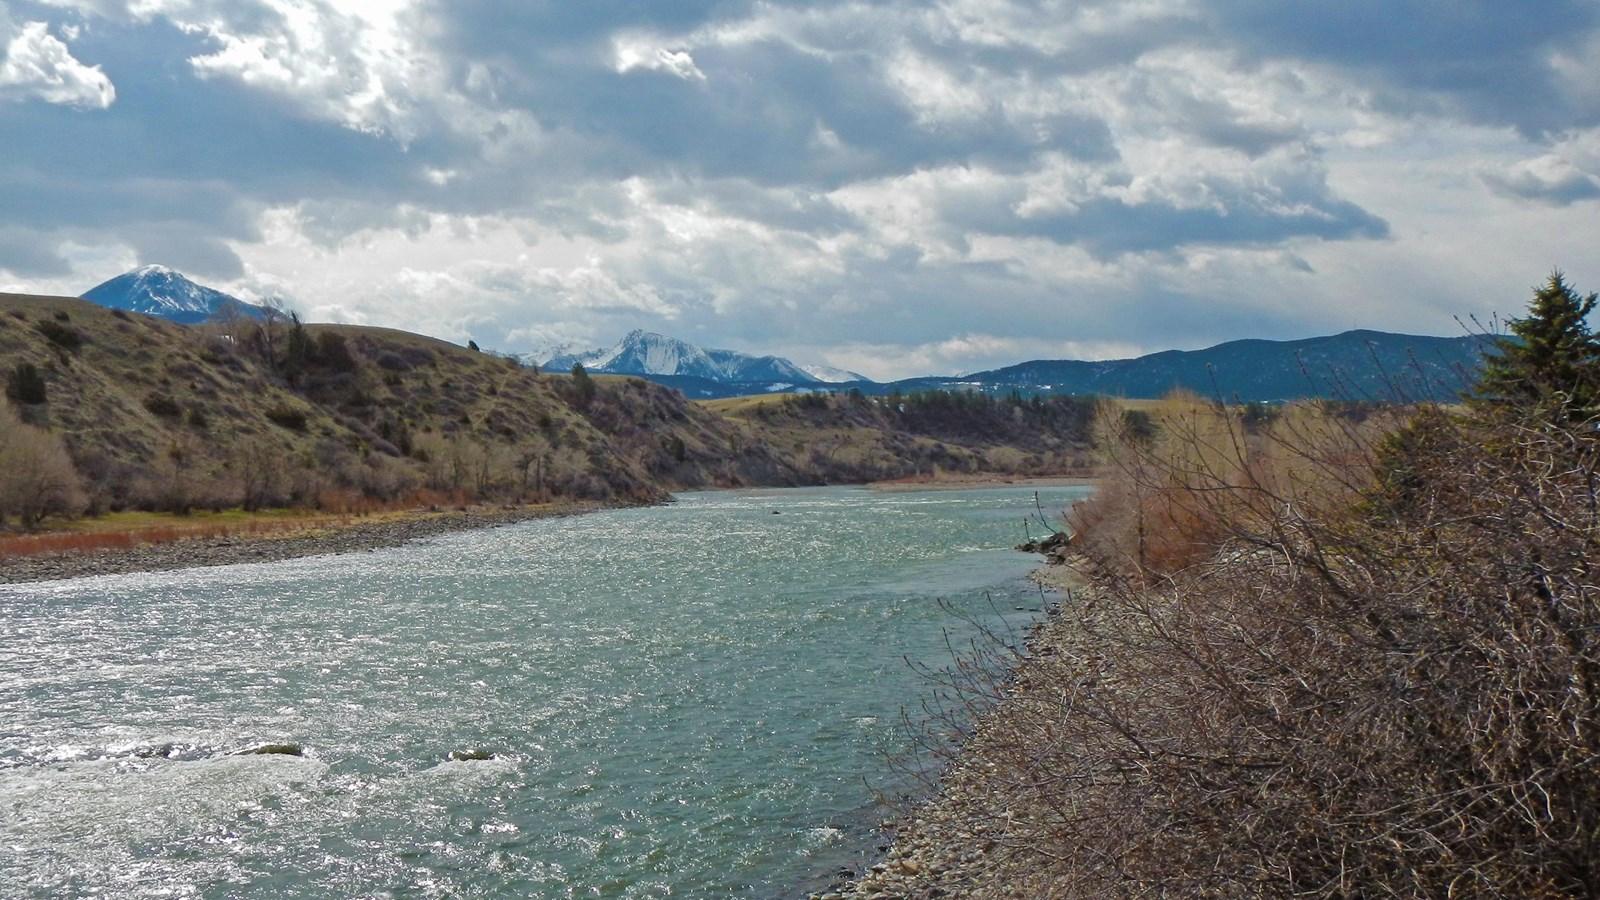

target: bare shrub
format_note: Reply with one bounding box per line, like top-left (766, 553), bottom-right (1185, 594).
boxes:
top-left (915, 399), bottom-right (1600, 897)
top-left (1068, 394), bottom-right (1397, 580)
top-left (236, 438), bottom-right (290, 511)
top-left (0, 404), bottom-right (87, 529)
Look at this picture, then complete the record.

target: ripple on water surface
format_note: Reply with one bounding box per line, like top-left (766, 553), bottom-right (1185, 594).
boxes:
top-left (0, 485), bottom-right (1090, 898)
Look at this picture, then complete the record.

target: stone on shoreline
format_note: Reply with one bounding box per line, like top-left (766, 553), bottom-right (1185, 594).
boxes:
top-left (239, 743), bottom-right (304, 757)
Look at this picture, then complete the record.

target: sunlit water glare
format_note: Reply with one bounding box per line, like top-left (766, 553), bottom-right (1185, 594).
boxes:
top-left (0, 485), bottom-right (1089, 898)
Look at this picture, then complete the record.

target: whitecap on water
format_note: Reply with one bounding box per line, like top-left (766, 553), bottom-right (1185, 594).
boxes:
top-left (802, 826), bottom-right (845, 848)
top-left (0, 750), bottom-right (330, 896)
top-left (404, 753), bottom-right (521, 785)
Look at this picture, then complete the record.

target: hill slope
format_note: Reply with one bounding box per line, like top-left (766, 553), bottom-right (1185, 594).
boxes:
top-left (0, 293), bottom-right (807, 514)
top-left (0, 294), bottom-right (1092, 522)
top-left (701, 391), bottom-right (1097, 483)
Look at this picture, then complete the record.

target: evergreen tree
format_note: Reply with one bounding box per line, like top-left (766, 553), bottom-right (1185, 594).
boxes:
top-left (1476, 272), bottom-right (1600, 419)
top-left (570, 362), bottom-right (597, 410)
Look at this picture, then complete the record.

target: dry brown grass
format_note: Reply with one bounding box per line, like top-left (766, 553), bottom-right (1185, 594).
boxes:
top-left (1066, 394), bottom-right (1398, 579)
top-left (0, 487), bottom-right (484, 560)
top-left (0, 516), bottom-right (319, 558)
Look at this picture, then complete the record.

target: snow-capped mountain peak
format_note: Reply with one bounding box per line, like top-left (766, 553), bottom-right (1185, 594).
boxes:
top-left (81, 266), bottom-right (269, 325)
top-left (562, 330), bottom-right (731, 379)
top-left (542, 330), bottom-right (859, 387)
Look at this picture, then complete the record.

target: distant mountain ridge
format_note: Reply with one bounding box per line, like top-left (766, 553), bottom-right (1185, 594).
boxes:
top-left (541, 330), bottom-right (866, 387)
top-left (81, 266), bottom-right (270, 325)
top-left (541, 327), bottom-right (1491, 403)
top-left (952, 329), bottom-right (1493, 403)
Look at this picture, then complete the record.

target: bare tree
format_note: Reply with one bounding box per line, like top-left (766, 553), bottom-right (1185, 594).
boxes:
top-left (516, 435), bottom-right (552, 503)
top-left (238, 436), bottom-right (289, 511)
top-left (0, 403), bottom-right (86, 529)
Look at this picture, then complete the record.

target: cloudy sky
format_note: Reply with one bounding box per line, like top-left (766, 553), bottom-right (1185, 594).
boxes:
top-left (1, 0), bottom-right (1597, 379)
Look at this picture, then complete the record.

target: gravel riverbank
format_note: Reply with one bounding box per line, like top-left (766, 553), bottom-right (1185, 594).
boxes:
top-left (0, 502), bottom-right (612, 584)
top-left (814, 561), bottom-right (1091, 900)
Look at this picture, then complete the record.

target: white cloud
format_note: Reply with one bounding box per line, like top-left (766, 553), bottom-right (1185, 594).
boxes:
top-left (883, 47), bottom-right (990, 126)
top-left (0, 19), bottom-right (115, 107)
top-left (181, 0), bottom-right (425, 138)
top-left (821, 333), bottom-right (1150, 381)
top-left (5, 0), bottom-right (1600, 379)
top-left (1481, 152), bottom-right (1600, 205)
top-left (613, 35), bottom-right (706, 82)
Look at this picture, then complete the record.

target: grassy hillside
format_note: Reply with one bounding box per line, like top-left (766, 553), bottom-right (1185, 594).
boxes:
top-left (0, 293), bottom-right (1095, 530)
top-left (702, 390), bottom-right (1097, 482)
top-left (0, 293), bottom-right (808, 522)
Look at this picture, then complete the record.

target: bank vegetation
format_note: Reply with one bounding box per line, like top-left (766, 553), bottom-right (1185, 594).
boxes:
top-left (855, 274), bottom-right (1600, 898)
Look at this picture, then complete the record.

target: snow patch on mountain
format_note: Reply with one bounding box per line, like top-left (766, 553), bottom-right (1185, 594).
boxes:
top-left (800, 364), bottom-right (869, 383)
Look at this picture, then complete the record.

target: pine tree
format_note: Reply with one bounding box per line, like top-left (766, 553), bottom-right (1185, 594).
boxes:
top-left (570, 362), bottom-right (597, 410)
top-left (1476, 272), bottom-right (1600, 419)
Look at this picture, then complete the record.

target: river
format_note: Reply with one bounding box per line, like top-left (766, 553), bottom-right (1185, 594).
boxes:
top-left (0, 484), bottom-right (1090, 898)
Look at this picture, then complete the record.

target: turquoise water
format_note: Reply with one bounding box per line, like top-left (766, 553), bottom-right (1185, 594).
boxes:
top-left (0, 485), bottom-right (1088, 898)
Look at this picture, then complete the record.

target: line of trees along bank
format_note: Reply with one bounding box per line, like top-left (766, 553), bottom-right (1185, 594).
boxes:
top-left (789, 387), bottom-right (1098, 442)
top-left (917, 273), bottom-right (1600, 896)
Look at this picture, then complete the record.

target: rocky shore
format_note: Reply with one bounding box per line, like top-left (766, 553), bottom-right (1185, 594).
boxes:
top-left (813, 559), bottom-right (1090, 900)
top-left (0, 502), bottom-right (609, 584)
top-left (870, 474), bottom-right (1097, 493)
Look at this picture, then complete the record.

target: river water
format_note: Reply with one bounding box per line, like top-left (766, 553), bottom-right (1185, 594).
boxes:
top-left (0, 485), bottom-right (1089, 898)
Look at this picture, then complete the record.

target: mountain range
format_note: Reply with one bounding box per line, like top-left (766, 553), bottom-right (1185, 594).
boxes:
top-left (538, 330), bottom-right (866, 389)
top-left (75, 266), bottom-right (1495, 403)
top-left (547, 329), bottom-right (1492, 403)
top-left (946, 330), bottom-right (1493, 404)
